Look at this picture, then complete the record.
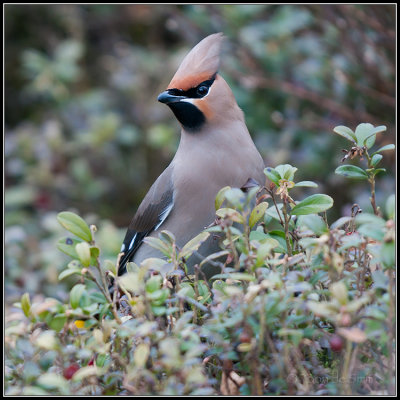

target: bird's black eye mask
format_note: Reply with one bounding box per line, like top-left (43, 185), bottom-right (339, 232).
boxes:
top-left (168, 75), bottom-right (216, 99)
top-left (161, 74), bottom-right (216, 131)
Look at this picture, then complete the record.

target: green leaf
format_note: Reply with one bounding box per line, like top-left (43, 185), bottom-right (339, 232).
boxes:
top-left (372, 168), bottom-right (386, 176)
top-left (58, 268), bottom-right (82, 280)
top-left (265, 202), bottom-right (283, 222)
top-left (145, 275), bottom-right (162, 293)
top-left (330, 281), bottom-right (348, 305)
top-left (357, 224), bottom-right (384, 241)
top-left (294, 180), bottom-right (318, 188)
top-left (90, 246), bottom-right (100, 260)
top-left (179, 231), bottom-right (211, 260)
top-left (143, 236), bottom-right (172, 257)
top-left (118, 272), bottom-right (140, 293)
top-left (104, 259), bottom-right (117, 276)
top-left (355, 213), bottom-right (385, 227)
top-left (335, 165), bottom-right (368, 180)
top-left (224, 188), bottom-right (246, 209)
top-left (330, 216), bottom-right (352, 230)
top-left (338, 233), bottom-right (363, 252)
top-left (381, 241), bottom-right (395, 269)
top-left (159, 230), bottom-right (176, 245)
top-left (264, 167), bottom-right (281, 186)
top-left (370, 154), bottom-right (383, 167)
top-left (333, 125), bottom-right (356, 142)
top-left (71, 366), bottom-right (100, 382)
top-left (386, 194), bottom-right (395, 220)
top-left (297, 214), bottom-right (328, 235)
top-left (57, 212), bottom-right (92, 242)
top-left (275, 164), bottom-right (298, 181)
top-left (179, 282), bottom-right (196, 299)
top-left (298, 237), bottom-right (320, 249)
top-left (211, 272), bottom-right (255, 281)
top-left (57, 237), bottom-right (82, 259)
top-left (199, 250), bottom-right (229, 268)
top-left (35, 330), bottom-right (59, 351)
top-left (267, 230), bottom-right (289, 253)
top-left (49, 315), bottom-right (67, 332)
top-left (373, 143), bottom-right (395, 154)
top-left (307, 301), bottom-right (337, 318)
top-left (255, 238), bottom-right (279, 266)
top-left (371, 271), bottom-right (389, 290)
top-left (354, 123), bottom-right (386, 148)
top-left (291, 194), bottom-right (334, 215)
top-left (133, 343), bottom-right (150, 368)
top-left (249, 202), bottom-right (268, 228)
top-left (75, 242), bottom-right (91, 267)
top-left (215, 186), bottom-right (231, 210)
top-left (21, 292), bottom-right (31, 318)
top-left (216, 207), bottom-right (244, 224)
top-left (70, 284), bottom-right (86, 309)
top-left (148, 288), bottom-right (169, 306)
top-left (37, 373), bottom-right (68, 394)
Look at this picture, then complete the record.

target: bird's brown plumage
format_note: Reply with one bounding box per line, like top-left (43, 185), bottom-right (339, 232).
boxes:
top-left (117, 33), bottom-right (265, 279)
top-left (168, 32), bottom-right (224, 90)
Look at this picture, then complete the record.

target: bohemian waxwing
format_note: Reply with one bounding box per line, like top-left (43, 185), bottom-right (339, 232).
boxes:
top-left (117, 33), bottom-right (265, 279)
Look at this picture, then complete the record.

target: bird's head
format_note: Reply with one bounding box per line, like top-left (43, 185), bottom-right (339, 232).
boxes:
top-left (158, 33), bottom-right (243, 132)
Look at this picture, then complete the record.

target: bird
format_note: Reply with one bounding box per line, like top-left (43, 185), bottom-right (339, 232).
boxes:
top-left (117, 32), bottom-right (265, 280)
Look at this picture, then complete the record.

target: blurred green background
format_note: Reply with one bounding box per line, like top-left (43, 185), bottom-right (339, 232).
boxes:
top-left (5, 4), bottom-right (395, 302)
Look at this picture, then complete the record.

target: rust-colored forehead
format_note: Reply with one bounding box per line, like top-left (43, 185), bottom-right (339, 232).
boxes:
top-left (167, 72), bottom-right (215, 91)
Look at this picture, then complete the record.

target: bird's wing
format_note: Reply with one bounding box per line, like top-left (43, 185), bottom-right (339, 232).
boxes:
top-left (117, 166), bottom-right (174, 276)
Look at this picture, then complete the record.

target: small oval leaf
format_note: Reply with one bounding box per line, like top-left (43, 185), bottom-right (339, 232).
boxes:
top-left (75, 242), bottom-right (91, 267)
top-left (385, 194), bottom-right (395, 220)
top-left (215, 186), bottom-right (231, 210)
top-left (297, 214), bottom-right (328, 235)
top-left (57, 212), bottom-right (92, 242)
top-left (133, 343), bottom-right (150, 368)
top-left (224, 188), bottom-right (246, 209)
top-left (354, 123), bottom-right (386, 148)
top-left (291, 194), bottom-right (334, 216)
top-left (216, 207), bottom-right (244, 224)
top-left (249, 202), bottom-right (268, 228)
top-left (179, 231), bottom-right (210, 260)
top-left (371, 153), bottom-right (383, 167)
top-left (335, 165), bottom-right (368, 180)
top-left (263, 167), bottom-right (281, 186)
top-left (373, 143), bottom-right (395, 154)
top-left (294, 180), bottom-right (318, 188)
top-left (275, 164), bottom-right (298, 181)
top-left (58, 268), bottom-right (82, 281)
top-left (57, 237), bottom-right (82, 259)
top-left (70, 284), bottom-right (86, 309)
top-left (333, 125), bottom-right (356, 142)
top-left (21, 292), bottom-right (31, 318)
top-left (143, 236), bottom-right (172, 257)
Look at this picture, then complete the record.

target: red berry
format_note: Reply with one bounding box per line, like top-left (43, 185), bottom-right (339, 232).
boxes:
top-left (239, 332), bottom-right (252, 343)
top-left (63, 363), bottom-right (80, 380)
top-left (329, 335), bottom-right (344, 352)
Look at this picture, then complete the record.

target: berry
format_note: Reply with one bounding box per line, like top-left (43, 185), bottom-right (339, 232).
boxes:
top-left (329, 335), bottom-right (344, 352)
top-left (63, 363), bottom-right (80, 380)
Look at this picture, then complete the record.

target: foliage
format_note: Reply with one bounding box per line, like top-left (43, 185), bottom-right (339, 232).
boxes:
top-left (5, 4), bottom-right (395, 304)
top-left (5, 124), bottom-right (395, 395)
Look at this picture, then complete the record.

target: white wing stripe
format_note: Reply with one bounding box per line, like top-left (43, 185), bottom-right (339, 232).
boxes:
top-left (128, 233), bottom-right (138, 250)
top-left (154, 202), bottom-right (173, 231)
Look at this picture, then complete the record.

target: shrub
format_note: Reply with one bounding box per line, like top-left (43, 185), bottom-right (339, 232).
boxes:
top-left (5, 123), bottom-right (395, 395)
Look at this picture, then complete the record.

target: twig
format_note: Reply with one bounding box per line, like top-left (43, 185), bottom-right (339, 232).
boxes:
top-left (281, 200), bottom-right (293, 257)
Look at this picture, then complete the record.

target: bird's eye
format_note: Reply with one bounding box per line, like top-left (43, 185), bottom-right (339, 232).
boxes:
top-left (197, 85), bottom-right (209, 96)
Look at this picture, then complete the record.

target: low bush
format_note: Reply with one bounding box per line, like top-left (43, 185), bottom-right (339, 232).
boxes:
top-left (5, 123), bottom-right (395, 395)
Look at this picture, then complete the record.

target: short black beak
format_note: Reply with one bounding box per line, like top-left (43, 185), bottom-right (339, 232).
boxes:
top-left (157, 90), bottom-right (184, 104)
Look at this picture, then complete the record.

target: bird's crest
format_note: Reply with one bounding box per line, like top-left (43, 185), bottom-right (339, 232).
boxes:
top-left (168, 33), bottom-right (225, 91)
